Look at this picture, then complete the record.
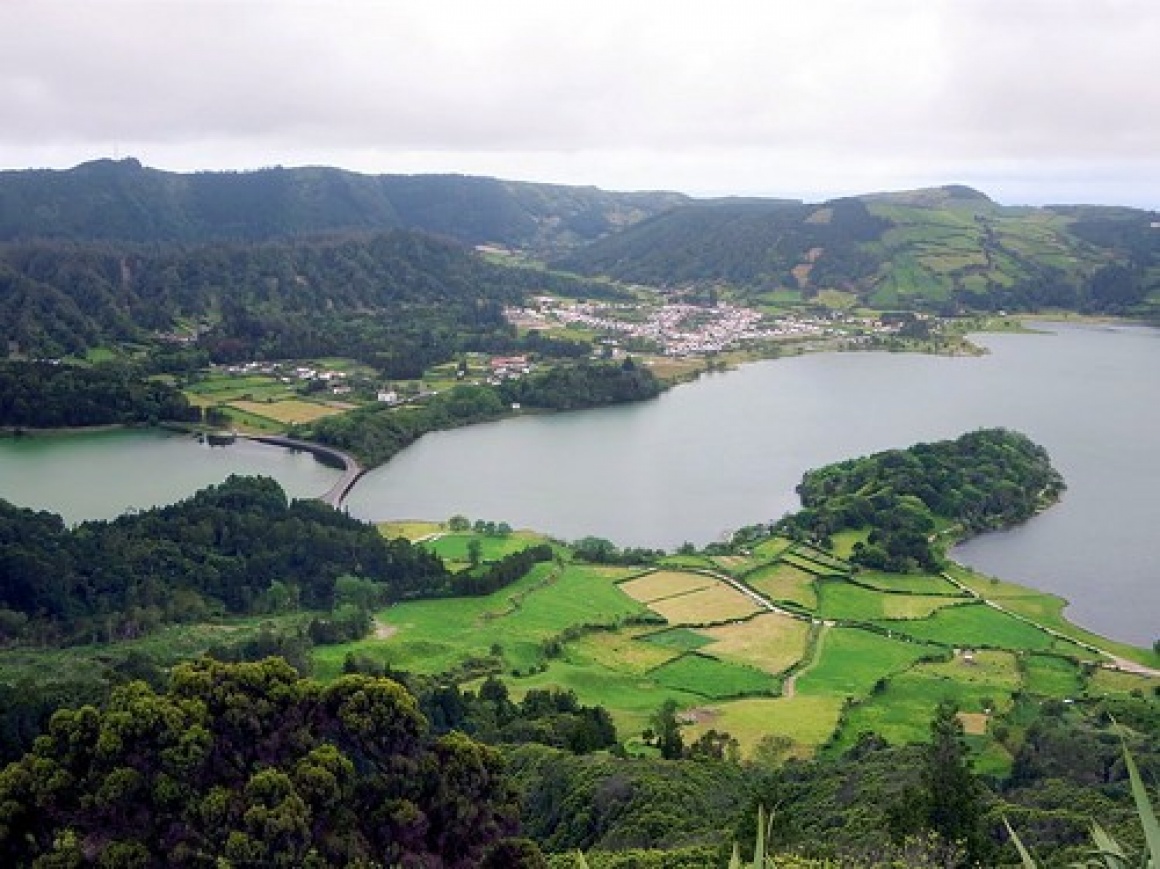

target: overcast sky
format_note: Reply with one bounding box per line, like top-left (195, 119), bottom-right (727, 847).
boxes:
top-left (2, 0), bottom-right (1158, 208)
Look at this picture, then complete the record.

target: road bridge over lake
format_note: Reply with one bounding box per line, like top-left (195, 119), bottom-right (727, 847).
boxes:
top-left (244, 435), bottom-right (364, 509)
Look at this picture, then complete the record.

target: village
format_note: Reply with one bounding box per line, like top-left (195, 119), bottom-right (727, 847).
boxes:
top-left (204, 299), bottom-right (930, 417)
top-left (504, 297), bottom-right (909, 357)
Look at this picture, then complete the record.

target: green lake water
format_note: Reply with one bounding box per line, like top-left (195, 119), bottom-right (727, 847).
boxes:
top-left (0, 429), bottom-right (341, 522)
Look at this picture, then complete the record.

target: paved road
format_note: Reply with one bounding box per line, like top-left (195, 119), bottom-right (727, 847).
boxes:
top-left (243, 435), bottom-right (364, 508)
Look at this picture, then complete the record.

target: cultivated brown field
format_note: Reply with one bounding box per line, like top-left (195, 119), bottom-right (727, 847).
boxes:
top-left (229, 399), bottom-right (348, 424)
top-left (697, 613), bottom-right (810, 675)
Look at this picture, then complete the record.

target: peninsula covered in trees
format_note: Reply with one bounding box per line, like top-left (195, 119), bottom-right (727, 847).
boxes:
top-left (773, 428), bottom-right (1066, 572)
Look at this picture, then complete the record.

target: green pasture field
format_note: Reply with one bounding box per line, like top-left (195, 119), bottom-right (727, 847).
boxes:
top-left (970, 738), bottom-right (1017, 778)
top-left (778, 551), bottom-right (845, 577)
top-left (834, 681), bottom-right (974, 753)
top-left (750, 536), bottom-right (795, 561)
top-left (419, 530), bottom-right (547, 564)
top-left (310, 358), bottom-right (380, 376)
top-left (507, 658), bottom-right (706, 738)
top-left (695, 613), bottom-right (810, 676)
top-left (831, 651), bottom-right (1021, 761)
top-left (649, 653), bottom-right (777, 700)
top-left (744, 562), bottom-right (818, 610)
top-left (756, 289), bottom-right (804, 307)
top-left (791, 543), bottom-right (850, 569)
top-left (682, 695), bottom-right (847, 758)
top-left (213, 405), bottom-right (285, 433)
top-left (1020, 653), bottom-right (1085, 697)
top-left (1088, 667), bottom-right (1160, 697)
top-left (815, 580), bottom-right (960, 621)
top-left (311, 562), bottom-right (647, 679)
top-left (84, 346), bottom-right (120, 363)
top-left (828, 529), bottom-right (868, 560)
top-left (794, 627), bottom-right (946, 698)
top-left (875, 602), bottom-right (1091, 655)
top-left (642, 628), bottom-right (715, 653)
top-left (657, 553), bottom-right (717, 570)
top-left (567, 628), bottom-right (682, 675)
top-left (710, 554), bottom-right (761, 575)
top-left (945, 564), bottom-right (1160, 667)
top-left (187, 374), bottom-right (294, 402)
top-left (852, 570), bottom-right (962, 596)
top-left (814, 290), bottom-right (859, 310)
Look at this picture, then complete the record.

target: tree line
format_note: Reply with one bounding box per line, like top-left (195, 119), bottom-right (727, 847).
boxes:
top-left (0, 229), bottom-right (627, 362)
top-left (0, 475), bottom-right (448, 646)
top-left (0, 360), bottom-right (200, 428)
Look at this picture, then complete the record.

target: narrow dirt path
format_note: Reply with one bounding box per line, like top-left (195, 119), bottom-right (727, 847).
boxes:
top-left (782, 622), bottom-right (829, 699)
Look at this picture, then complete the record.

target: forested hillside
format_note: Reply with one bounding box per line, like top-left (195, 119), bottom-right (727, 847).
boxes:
top-left (0, 476), bottom-right (447, 644)
top-left (0, 360), bottom-right (200, 427)
top-left (553, 198), bottom-right (888, 291)
top-left (0, 230), bottom-right (621, 363)
top-left (0, 158), bottom-right (686, 249)
top-left (4, 163), bottom-right (1158, 352)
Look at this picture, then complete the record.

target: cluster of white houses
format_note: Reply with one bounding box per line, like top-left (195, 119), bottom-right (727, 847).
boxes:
top-left (506, 298), bottom-right (923, 357)
top-left (506, 300), bottom-right (828, 356)
top-left (223, 361), bottom-right (353, 394)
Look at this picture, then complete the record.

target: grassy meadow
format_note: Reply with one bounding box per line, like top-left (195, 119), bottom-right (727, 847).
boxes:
top-left (304, 526), bottom-right (1158, 763)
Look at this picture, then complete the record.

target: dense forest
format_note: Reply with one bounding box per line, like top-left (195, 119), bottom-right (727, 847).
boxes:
top-left (0, 360), bottom-right (200, 427)
top-left (0, 158), bottom-right (686, 248)
top-left (774, 428), bottom-right (1065, 571)
top-left (0, 230), bottom-right (625, 364)
top-left (2, 655), bottom-right (1155, 867)
top-left (0, 658), bottom-right (530, 868)
top-left (0, 476), bottom-right (447, 645)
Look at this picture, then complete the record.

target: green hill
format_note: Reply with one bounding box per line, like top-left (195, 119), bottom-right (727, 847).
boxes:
top-left (0, 158), bottom-right (687, 251)
top-left (0, 229), bottom-right (622, 361)
top-left (555, 186), bottom-right (1160, 317)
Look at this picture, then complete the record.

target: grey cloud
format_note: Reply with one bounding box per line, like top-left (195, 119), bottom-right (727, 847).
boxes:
top-left (0, 0), bottom-right (1157, 206)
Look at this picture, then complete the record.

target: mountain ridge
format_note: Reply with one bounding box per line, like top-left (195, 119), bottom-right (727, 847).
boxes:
top-left (0, 158), bottom-right (689, 252)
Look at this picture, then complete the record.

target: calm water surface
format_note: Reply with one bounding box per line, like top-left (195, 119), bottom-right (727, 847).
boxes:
top-left (0, 429), bottom-right (341, 523)
top-left (345, 322), bottom-right (1160, 645)
top-left (1, 323), bottom-right (1157, 645)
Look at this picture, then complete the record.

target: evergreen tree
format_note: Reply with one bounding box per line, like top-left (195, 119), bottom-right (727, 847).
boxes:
top-left (923, 699), bottom-right (990, 866)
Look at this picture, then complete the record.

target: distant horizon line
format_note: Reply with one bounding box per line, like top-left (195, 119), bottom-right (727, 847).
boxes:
top-left (3, 154), bottom-right (1158, 214)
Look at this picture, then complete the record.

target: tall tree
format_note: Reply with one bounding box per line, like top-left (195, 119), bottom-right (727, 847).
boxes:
top-left (650, 698), bottom-right (685, 760)
top-left (923, 699), bottom-right (990, 866)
